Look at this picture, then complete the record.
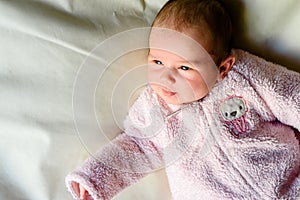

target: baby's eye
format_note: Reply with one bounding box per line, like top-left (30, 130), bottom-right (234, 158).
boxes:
top-left (179, 66), bottom-right (191, 71)
top-left (154, 60), bottom-right (163, 65)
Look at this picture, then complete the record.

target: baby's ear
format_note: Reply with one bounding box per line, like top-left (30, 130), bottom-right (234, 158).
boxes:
top-left (218, 54), bottom-right (236, 80)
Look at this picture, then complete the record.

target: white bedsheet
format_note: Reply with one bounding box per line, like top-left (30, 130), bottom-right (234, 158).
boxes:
top-left (0, 0), bottom-right (299, 200)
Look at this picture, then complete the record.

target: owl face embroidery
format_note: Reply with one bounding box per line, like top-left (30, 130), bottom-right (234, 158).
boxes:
top-left (219, 96), bottom-right (249, 137)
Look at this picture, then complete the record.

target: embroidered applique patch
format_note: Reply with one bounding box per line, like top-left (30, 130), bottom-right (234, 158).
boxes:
top-left (219, 96), bottom-right (249, 138)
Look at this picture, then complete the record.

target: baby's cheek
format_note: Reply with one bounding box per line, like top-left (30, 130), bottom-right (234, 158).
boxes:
top-left (189, 79), bottom-right (209, 99)
top-left (149, 84), bottom-right (159, 95)
top-left (148, 66), bottom-right (162, 83)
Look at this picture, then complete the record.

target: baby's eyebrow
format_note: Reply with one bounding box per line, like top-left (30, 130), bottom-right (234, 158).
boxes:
top-left (149, 53), bottom-right (198, 66)
top-left (148, 54), bottom-right (154, 58)
top-left (148, 53), bottom-right (164, 61)
top-left (147, 53), bottom-right (156, 59)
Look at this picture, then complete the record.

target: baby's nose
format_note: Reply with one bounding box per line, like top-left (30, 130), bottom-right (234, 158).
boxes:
top-left (161, 68), bottom-right (176, 84)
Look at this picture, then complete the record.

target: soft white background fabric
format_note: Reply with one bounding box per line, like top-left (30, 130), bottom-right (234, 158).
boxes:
top-left (0, 0), bottom-right (299, 199)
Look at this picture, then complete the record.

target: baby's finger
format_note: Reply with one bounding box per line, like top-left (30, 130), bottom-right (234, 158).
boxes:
top-left (71, 182), bottom-right (80, 196)
top-left (79, 184), bottom-right (87, 199)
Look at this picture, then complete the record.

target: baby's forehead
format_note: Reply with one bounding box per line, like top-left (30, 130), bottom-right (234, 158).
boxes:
top-left (148, 27), bottom-right (215, 62)
top-left (150, 28), bottom-right (207, 50)
top-left (150, 25), bottom-right (213, 49)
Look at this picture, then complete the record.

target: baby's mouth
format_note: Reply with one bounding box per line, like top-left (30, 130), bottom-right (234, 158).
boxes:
top-left (161, 88), bottom-right (176, 97)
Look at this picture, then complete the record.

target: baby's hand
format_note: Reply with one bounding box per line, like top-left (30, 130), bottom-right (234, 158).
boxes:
top-left (72, 182), bottom-right (89, 200)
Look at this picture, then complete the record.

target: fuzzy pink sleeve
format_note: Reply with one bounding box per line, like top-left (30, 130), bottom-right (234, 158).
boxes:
top-left (235, 50), bottom-right (300, 131)
top-left (65, 86), bottom-right (164, 200)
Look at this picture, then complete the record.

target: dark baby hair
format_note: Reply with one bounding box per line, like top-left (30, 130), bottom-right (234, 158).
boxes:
top-left (152, 0), bottom-right (233, 65)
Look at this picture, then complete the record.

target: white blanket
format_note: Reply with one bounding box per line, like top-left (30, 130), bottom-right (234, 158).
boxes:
top-left (0, 0), bottom-right (299, 199)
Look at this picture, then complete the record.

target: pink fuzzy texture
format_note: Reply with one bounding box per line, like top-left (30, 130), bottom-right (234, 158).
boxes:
top-left (66, 49), bottom-right (300, 199)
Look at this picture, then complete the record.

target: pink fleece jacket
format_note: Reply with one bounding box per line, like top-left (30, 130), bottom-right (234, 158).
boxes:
top-left (66, 49), bottom-right (300, 200)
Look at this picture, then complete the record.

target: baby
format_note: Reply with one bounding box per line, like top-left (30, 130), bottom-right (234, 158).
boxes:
top-left (66, 0), bottom-right (300, 199)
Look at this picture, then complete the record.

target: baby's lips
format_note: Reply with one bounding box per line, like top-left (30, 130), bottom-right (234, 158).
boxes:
top-left (161, 89), bottom-right (176, 97)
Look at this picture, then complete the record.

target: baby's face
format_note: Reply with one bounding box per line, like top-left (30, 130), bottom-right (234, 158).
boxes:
top-left (148, 27), bottom-right (219, 105)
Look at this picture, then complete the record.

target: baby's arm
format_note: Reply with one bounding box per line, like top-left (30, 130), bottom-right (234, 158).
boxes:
top-left (258, 62), bottom-right (300, 131)
top-left (67, 134), bottom-right (162, 200)
top-left (65, 87), bottom-right (164, 200)
top-left (237, 50), bottom-right (300, 131)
